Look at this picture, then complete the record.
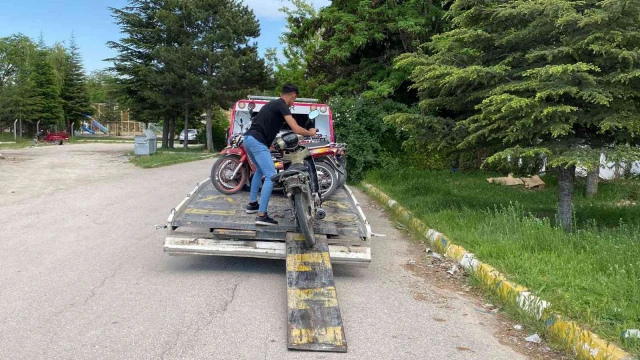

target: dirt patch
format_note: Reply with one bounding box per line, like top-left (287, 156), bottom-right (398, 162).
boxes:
top-left (390, 214), bottom-right (569, 359)
top-left (0, 143), bottom-right (136, 207)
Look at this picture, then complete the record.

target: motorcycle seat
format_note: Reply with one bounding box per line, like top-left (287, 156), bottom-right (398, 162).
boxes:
top-left (270, 163), bottom-right (308, 182)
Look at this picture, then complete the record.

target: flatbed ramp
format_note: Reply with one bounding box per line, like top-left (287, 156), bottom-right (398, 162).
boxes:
top-left (164, 179), bottom-right (371, 266)
top-left (286, 233), bottom-right (347, 352)
top-left (163, 178), bottom-right (370, 353)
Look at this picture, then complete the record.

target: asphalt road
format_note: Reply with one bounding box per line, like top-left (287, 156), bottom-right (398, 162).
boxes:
top-left (0, 144), bottom-right (526, 359)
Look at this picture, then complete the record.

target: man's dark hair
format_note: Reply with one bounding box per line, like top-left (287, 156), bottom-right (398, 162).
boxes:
top-left (281, 84), bottom-right (299, 96)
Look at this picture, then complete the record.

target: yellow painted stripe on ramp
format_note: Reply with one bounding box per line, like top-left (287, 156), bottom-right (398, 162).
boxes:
top-left (288, 287), bottom-right (339, 309)
top-left (290, 327), bottom-right (345, 346)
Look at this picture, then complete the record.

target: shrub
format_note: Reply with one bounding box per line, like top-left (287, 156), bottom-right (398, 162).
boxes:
top-left (330, 96), bottom-right (408, 181)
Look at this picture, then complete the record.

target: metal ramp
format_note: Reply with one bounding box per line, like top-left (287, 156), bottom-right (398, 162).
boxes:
top-left (163, 179), bottom-right (372, 353)
top-left (286, 233), bottom-right (347, 352)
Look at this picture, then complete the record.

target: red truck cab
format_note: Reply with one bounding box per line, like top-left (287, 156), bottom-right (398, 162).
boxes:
top-left (228, 96), bottom-right (334, 146)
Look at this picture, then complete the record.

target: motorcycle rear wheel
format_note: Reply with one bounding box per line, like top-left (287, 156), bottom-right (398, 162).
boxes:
top-left (315, 160), bottom-right (339, 198)
top-left (211, 155), bottom-right (247, 194)
top-left (294, 193), bottom-right (315, 248)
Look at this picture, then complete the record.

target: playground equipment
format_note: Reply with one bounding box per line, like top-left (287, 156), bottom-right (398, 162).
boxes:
top-left (91, 118), bottom-right (108, 133)
top-left (83, 115), bottom-right (108, 134)
top-left (81, 123), bottom-right (95, 134)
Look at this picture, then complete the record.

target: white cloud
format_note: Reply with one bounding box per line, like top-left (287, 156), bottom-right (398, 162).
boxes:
top-left (241, 0), bottom-right (331, 20)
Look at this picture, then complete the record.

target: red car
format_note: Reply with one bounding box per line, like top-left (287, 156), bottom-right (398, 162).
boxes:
top-left (42, 131), bottom-right (69, 145)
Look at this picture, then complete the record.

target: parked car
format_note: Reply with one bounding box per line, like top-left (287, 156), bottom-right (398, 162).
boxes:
top-left (179, 129), bottom-right (198, 144)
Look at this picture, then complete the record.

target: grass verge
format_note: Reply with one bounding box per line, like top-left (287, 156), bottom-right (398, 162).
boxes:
top-left (71, 137), bottom-right (135, 143)
top-left (0, 137), bottom-right (33, 149)
top-left (128, 147), bottom-right (215, 168)
top-left (365, 168), bottom-right (640, 355)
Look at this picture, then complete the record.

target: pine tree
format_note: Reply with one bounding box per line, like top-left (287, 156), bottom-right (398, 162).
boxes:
top-left (285, 0), bottom-right (444, 101)
top-left (391, 0), bottom-right (640, 230)
top-left (30, 46), bottom-right (64, 129)
top-left (61, 33), bottom-right (93, 131)
top-left (109, 0), bottom-right (183, 148)
top-left (193, 0), bottom-right (269, 151)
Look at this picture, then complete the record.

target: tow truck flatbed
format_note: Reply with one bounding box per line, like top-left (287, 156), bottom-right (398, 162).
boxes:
top-left (164, 179), bottom-right (372, 266)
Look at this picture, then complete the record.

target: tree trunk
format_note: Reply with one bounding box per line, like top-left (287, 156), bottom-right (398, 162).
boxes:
top-left (614, 163), bottom-right (623, 179)
top-left (557, 165), bottom-right (576, 231)
top-left (586, 167), bottom-right (599, 198)
top-left (623, 162), bottom-right (633, 179)
top-left (183, 107), bottom-right (189, 149)
top-left (162, 114), bottom-right (169, 149)
top-left (168, 117), bottom-right (175, 148)
top-left (205, 104), bottom-right (213, 152)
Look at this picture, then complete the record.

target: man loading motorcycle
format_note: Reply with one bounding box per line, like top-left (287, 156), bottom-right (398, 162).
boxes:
top-left (243, 84), bottom-right (317, 226)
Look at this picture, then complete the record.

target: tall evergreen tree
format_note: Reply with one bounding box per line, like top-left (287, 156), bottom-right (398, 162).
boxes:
top-left (61, 33), bottom-right (93, 131)
top-left (193, 0), bottom-right (269, 151)
top-left (109, 0), bottom-right (270, 149)
top-left (390, 0), bottom-right (640, 230)
top-left (109, 0), bottom-right (184, 148)
top-left (30, 46), bottom-right (64, 129)
top-left (286, 0), bottom-right (444, 102)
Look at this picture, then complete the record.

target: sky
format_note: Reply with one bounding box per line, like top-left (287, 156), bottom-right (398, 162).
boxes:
top-left (0, 0), bottom-right (329, 73)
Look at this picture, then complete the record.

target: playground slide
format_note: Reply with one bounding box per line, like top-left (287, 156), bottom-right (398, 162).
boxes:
top-left (82, 125), bottom-right (95, 135)
top-left (91, 119), bottom-right (108, 134)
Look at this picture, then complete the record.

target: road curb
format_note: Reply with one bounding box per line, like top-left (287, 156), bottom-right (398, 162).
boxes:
top-left (361, 182), bottom-right (632, 360)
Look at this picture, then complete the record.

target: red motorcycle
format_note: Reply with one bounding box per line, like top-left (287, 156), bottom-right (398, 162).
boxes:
top-left (211, 133), bottom-right (346, 198)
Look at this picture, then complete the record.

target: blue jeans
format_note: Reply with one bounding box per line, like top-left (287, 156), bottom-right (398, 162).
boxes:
top-left (244, 135), bottom-right (276, 214)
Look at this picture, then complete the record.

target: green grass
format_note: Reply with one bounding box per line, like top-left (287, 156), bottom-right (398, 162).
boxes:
top-left (365, 168), bottom-right (640, 354)
top-left (71, 136), bottom-right (135, 143)
top-left (0, 136), bottom-right (33, 149)
top-left (128, 147), bottom-right (215, 168)
top-left (157, 144), bottom-right (207, 153)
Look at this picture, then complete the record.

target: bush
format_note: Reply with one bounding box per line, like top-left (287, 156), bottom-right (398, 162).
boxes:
top-left (193, 108), bottom-right (228, 150)
top-left (330, 96), bottom-right (408, 181)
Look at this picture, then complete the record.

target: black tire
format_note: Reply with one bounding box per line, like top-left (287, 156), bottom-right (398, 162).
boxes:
top-left (211, 155), bottom-right (247, 194)
top-left (337, 166), bottom-right (347, 187)
top-left (58, 140), bottom-right (64, 145)
top-left (315, 160), bottom-right (339, 198)
top-left (336, 157), bottom-right (347, 187)
top-left (295, 193), bottom-right (315, 248)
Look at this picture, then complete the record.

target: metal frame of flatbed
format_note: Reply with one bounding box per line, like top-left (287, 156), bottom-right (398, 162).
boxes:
top-left (164, 179), bottom-right (372, 266)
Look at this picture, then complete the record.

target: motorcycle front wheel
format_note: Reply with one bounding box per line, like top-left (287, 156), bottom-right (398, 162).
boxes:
top-left (294, 193), bottom-right (315, 248)
top-left (211, 155), bottom-right (247, 194)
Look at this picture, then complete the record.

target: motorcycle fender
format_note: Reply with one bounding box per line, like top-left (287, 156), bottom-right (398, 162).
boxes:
top-left (321, 156), bottom-right (345, 175)
top-left (220, 148), bottom-right (244, 156)
top-left (220, 149), bottom-right (252, 178)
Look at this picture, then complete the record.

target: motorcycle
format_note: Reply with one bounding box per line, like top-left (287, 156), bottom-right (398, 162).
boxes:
top-left (308, 143), bottom-right (347, 195)
top-left (211, 119), bottom-right (346, 197)
top-left (270, 111), bottom-right (326, 247)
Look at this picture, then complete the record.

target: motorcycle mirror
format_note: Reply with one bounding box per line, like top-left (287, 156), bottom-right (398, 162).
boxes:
top-left (308, 110), bottom-right (320, 120)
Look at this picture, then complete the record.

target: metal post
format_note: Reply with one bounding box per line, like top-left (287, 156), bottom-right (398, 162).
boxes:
top-left (19, 118), bottom-right (22, 138)
top-left (71, 122), bottom-right (75, 138)
top-left (37, 120), bottom-right (41, 136)
top-left (13, 119), bottom-right (18, 141)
